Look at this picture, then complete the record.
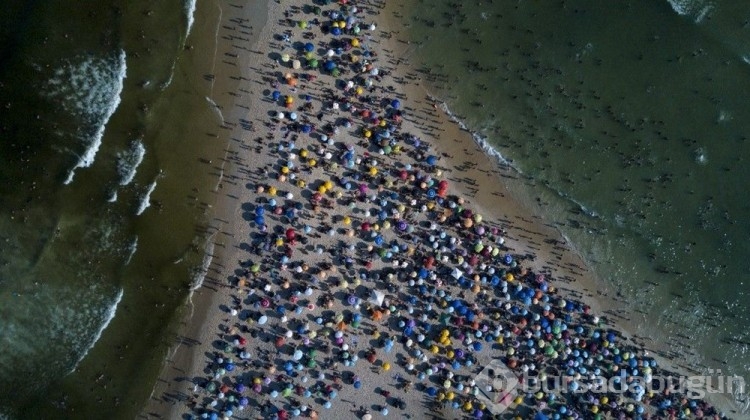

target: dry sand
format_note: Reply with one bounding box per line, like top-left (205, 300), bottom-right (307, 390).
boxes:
top-left (138, 1), bottom-right (734, 419)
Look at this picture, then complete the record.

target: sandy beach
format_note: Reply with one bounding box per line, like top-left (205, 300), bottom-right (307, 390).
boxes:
top-left (138, 1), bottom-right (734, 419)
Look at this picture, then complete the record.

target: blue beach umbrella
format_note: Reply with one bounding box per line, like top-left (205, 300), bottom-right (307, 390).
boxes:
top-left (391, 99), bottom-right (401, 109)
top-left (304, 42), bottom-right (314, 52)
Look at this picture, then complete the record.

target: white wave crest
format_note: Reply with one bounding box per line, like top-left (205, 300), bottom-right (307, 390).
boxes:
top-left (432, 97), bottom-right (516, 170)
top-left (69, 288), bottom-right (124, 373)
top-left (667, 0), bottom-right (714, 23)
top-left (47, 50), bottom-right (127, 185)
top-left (185, 0), bottom-right (197, 39)
top-left (206, 96), bottom-right (225, 123)
top-left (124, 237), bottom-right (138, 265)
top-left (117, 140), bottom-right (146, 186)
top-left (136, 180), bottom-right (157, 216)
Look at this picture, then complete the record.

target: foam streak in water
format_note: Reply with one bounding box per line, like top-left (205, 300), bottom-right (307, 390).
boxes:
top-left (205, 96), bottom-right (225, 124)
top-left (190, 232), bottom-right (217, 292)
top-left (47, 50), bottom-right (127, 185)
top-left (432, 97), bottom-right (515, 169)
top-left (117, 140), bottom-right (146, 186)
top-left (136, 180), bottom-right (158, 216)
top-left (185, 0), bottom-right (197, 39)
top-left (667, 0), bottom-right (714, 23)
top-left (69, 288), bottom-right (124, 374)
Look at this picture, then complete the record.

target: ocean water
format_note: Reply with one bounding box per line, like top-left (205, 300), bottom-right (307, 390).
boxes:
top-left (395, 0), bottom-right (750, 411)
top-left (0, 0), bottom-right (247, 417)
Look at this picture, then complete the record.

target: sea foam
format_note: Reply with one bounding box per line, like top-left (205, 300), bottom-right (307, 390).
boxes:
top-left (69, 288), bottom-right (124, 373)
top-left (136, 180), bottom-right (157, 216)
top-left (117, 140), bottom-right (146, 186)
top-left (433, 97), bottom-right (515, 170)
top-left (185, 0), bottom-right (197, 39)
top-left (667, 0), bottom-right (714, 23)
top-left (47, 50), bottom-right (127, 185)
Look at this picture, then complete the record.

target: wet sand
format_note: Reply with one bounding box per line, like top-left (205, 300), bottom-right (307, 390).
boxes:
top-left (138, 0), bottom-right (735, 419)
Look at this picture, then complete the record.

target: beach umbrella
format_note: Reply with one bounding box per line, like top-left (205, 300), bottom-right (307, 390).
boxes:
top-left (390, 99), bottom-right (401, 109)
top-left (281, 53), bottom-right (290, 63)
top-left (258, 315), bottom-right (268, 325)
top-left (325, 60), bottom-right (336, 71)
top-left (305, 42), bottom-right (315, 52)
top-left (292, 59), bottom-right (301, 70)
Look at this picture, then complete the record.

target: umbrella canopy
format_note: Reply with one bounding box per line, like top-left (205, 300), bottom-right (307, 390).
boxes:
top-left (369, 290), bottom-right (385, 306)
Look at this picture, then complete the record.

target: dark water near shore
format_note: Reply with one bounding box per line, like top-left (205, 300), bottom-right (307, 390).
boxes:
top-left (0, 0), bottom-right (246, 417)
top-left (394, 0), bottom-right (750, 412)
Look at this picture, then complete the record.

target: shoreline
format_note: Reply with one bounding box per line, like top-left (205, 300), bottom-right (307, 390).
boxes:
top-left (139, 0), bottom-right (272, 417)
top-left (140, 0), bottom-right (738, 419)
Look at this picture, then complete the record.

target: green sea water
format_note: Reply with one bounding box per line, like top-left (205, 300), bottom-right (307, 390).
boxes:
top-left (0, 0), bottom-right (260, 417)
top-left (393, 0), bottom-right (750, 411)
